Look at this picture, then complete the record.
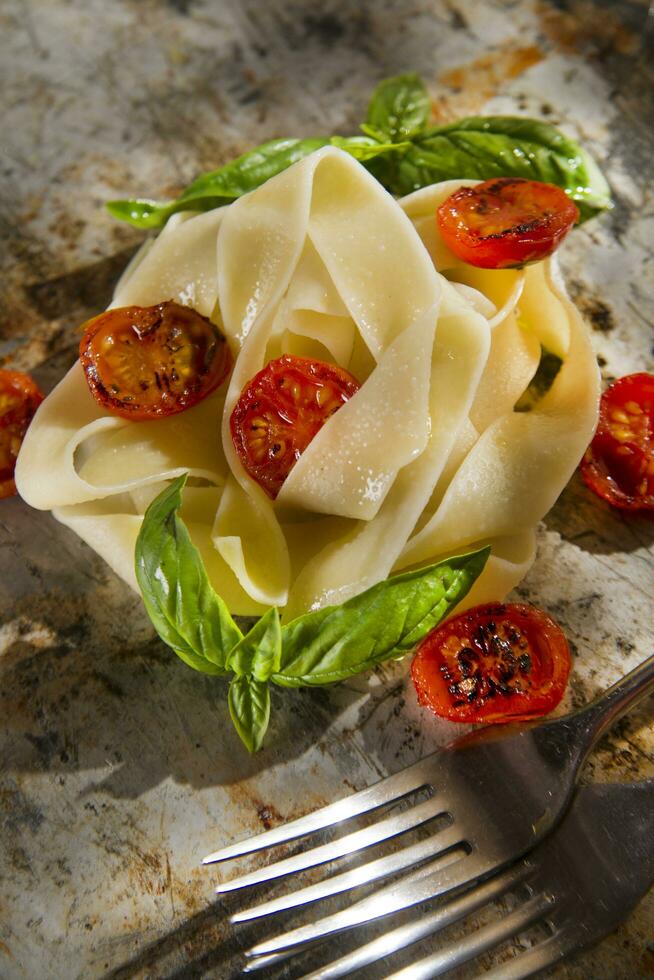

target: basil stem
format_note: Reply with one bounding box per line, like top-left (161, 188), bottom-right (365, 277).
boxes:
top-left (135, 478), bottom-right (490, 751)
top-left (108, 74), bottom-right (611, 229)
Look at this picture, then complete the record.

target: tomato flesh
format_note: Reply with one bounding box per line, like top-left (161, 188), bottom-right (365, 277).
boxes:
top-left (411, 602), bottom-right (571, 724)
top-left (437, 178), bottom-right (579, 269)
top-left (230, 354), bottom-right (360, 498)
top-left (581, 372), bottom-right (654, 512)
top-left (0, 369), bottom-right (44, 499)
top-left (79, 301), bottom-right (232, 420)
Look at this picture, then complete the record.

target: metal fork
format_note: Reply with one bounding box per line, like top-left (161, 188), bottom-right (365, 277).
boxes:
top-left (203, 653), bottom-right (654, 958)
top-left (282, 779), bottom-right (654, 980)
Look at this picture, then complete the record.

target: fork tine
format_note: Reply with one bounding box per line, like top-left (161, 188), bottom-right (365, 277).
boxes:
top-left (243, 948), bottom-right (303, 973)
top-left (203, 758), bottom-right (431, 864)
top-left (483, 924), bottom-right (573, 979)
top-left (243, 940), bottom-right (327, 974)
top-left (218, 795), bottom-right (450, 895)
top-left (244, 847), bottom-right (484, 957)
top-left (386, 891), bottom-right (555, 980)
top-left (232, 823), bottom-right (464, 922)
top-left (297, 862), bottom-right (532, 980)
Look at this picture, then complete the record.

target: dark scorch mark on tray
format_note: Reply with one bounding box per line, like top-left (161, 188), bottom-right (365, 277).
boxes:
top-left (24, 730), bottom-right (61, 768)
top-left (303, 12), bottom-right (347, 46)
top-left (25, 247), bottom-right (139, 323)
top-left (2, 780), bottom-right (45, 835)
top-left (167, 0), bottom-right (193, 14)
top-left (568, 281), bottom-right (616, 332)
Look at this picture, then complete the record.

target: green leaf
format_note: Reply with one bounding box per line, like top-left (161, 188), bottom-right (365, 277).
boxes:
top-left (228, 675), bottom-right (271, 753)
top-left (180, 137), bottom-right (329, 200)
top-left (227, 607), bottom-right (282, 681)
top-left (390, 116), bottom-right (612, 221)
top-left (515, 346), bottom-right (563, 412)
top-left (135, 475), bottom-right (243, 673)
top-left (106, 196), bottom-right (230, 230)
top-left (273, 548), bottom-right (490, 688)
top-left (135, 481), bottom-right (490, 749)
top-left (364, 73), bottom-right (431, 143)
top-left (108, 86), bottom-right (611, 230)
top-left (328, 135), bottom-right (411, 162)
top-left (107, 137), bottom-right (330, 229)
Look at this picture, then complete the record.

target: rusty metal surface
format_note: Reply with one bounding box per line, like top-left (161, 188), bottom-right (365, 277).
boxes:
top-left (1, 0), bottom-right (653, 977)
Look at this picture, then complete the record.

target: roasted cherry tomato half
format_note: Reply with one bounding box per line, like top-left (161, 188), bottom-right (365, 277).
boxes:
top-left (79, 301), bottom-right (232, 421)
top-left (411, 602), bottom-right (571, 724)
top-left (0, 369), bottom-right (44, 499)
top-left (581, 372), bottom-right (654, 512)
top-left (230, 354), bottom-right (360, 499)
top-left (437, 178), bottom-right (579, 269)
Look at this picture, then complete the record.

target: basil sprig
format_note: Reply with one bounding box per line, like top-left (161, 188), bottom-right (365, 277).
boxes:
top-left (385, 117), bottom-right (611, 221)
top-left (135, 475), bottom-right (489, 751)
top-left (362, 72), bottom-right (431, 143)
top-left (275, 553), bottom-right (488, 686)
top-left (135, 477), bottom-right (242, 673)
top-left (107, 135), bottom-right (405, 229)
top-left (228, 676), bottom-right (270, 754)
top-left (108, 73), bottom-right (611, 229)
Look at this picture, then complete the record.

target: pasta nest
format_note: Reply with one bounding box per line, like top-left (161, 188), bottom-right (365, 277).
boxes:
top-left (17, 148), bottom-right (599, 619)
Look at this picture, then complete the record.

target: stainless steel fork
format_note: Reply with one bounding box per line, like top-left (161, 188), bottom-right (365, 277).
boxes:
top-left (203, 653), bottom-right (654, 957)
top-left (277, 779), bottom-right (654, 980)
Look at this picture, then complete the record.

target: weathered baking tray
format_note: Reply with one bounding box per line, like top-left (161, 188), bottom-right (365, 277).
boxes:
top-left (1, 1), bottom-right (652, 976)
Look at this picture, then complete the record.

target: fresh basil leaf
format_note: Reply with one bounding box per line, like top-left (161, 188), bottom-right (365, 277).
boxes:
top-left (228, 607), bottom-right (281, 681)
top-left (329, 135), bottom-right (410, 162)
top-left (105, 195), bottom-right (230, 230)
top-left (364, 73), bottom-right (431, 143)
top-left (135, 475), bottom-right (243, 673)
top-left (273, 548), bottom-right (490, 688)
top-left (515, 346), bottom-right (563, 412)
top-left (108, 84), bottom-right (611, 230)
top-left (228, 675), bottom-right (271, 753)
top-left (390, 116), bottom-right (612, 221)
top-left (107, 135), bottom-right (407, 229)
top-left (180, 137), bottom-right (329, 201)
top-left (107, 137), bottom-right (330, 229)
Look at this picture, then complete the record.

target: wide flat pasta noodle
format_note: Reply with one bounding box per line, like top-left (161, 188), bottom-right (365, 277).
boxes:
top-left (55, 489), bottom-right (267, 615)
top-left (400, 257), bottom-right (599, 568)
top-left (112, 207), bottom-right (226, 317)
top-left (16, 363), bottom-right (225, 509)
top-left (278, 307), bottom-right (436, 520)
top-left (214, 148), bottom-right (443, 601)
top-left (469, 312), bottom-right (541, 434)
top-left (16, 154), bottom-right (600, 623)
top-left (275, 242), bottom-right (356, 364)
top-left (284, 282), bottom-right (490, 616)
top-left (400, 181), bottom-right (525, 327)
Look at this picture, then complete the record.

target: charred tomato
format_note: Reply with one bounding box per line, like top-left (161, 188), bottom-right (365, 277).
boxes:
top-left (79, 301), bottom-right (232, 420)
top-left (230, 354), bottom-right (360, 498)
top-left (437, 178), bottom-right (579, 269)
top-left (411, 602), bottom-right (571, 724)
top-left (581, 372), bottom-right (654, 512)
top-left (0, 369), bottom-right (44, 499)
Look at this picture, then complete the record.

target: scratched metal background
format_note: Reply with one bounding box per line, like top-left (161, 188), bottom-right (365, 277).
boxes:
top-left (1, 0), bottom-right (653, 977)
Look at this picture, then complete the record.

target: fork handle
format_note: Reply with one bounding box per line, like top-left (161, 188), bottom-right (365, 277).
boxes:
top-left (573, 652), bottom-right (654, 761)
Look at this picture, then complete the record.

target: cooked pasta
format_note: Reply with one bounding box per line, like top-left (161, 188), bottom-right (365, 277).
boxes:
top-left (16, 148), bottom-right (600, 618)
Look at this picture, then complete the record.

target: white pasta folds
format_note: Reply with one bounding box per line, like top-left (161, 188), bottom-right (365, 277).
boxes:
top-left (16, 148), bottom-right (600, 619)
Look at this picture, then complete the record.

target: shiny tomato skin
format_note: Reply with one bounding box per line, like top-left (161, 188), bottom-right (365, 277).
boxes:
top-left (0, 369), bottom-right (44, 499)
top-left (79, 301), bottom-right (232, 421)
top-left (411, 602), bottom-right (571, 724)
top-left (437, 178), bottom-right (579, 269)
top-left (230, 354), bottom-right (360, 499)
top-left (581, 372), bottom-right (654, 512)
